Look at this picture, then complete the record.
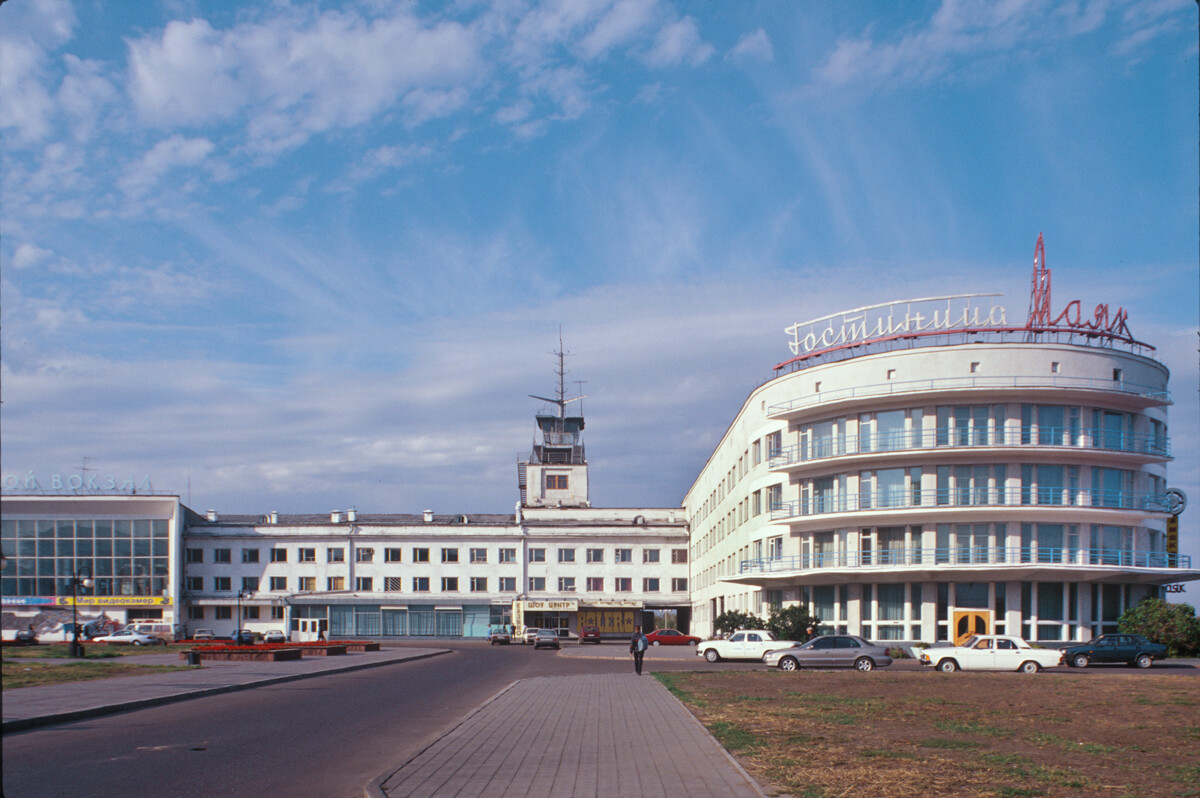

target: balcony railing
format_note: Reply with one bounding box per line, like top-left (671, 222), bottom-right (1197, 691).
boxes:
top-left (769, 426), bottom-right (1170, 468)
top-left (766, 375), bottom-right (1170, 417)
top-left (770, 488), bottom-right (1169, 519)
top-left (738, 547), bottom-right (1191, 573)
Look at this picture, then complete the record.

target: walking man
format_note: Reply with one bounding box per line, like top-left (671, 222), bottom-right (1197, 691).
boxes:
top-left (630, 625), bottom-right (648, 675)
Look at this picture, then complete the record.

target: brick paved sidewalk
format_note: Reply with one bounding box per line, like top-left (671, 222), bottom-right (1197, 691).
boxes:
top-left (374, 673), bottom-right (767, 798)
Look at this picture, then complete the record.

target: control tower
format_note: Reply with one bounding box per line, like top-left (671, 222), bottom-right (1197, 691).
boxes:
top-left (518, 339), bottom-right (589, 508)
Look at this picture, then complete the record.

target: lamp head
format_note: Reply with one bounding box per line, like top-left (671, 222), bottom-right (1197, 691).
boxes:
top-left (82, 578), bottom-right (94, 589)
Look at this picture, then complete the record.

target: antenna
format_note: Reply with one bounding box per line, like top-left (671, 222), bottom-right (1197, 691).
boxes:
top-left (1026, 232), bottom-right (1050, 331)
top-left (528, 329), bottom-right (588, 418)
top-left (79, 456), bottom-right (94, 493)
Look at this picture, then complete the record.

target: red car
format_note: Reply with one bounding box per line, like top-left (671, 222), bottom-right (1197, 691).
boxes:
top-left (578, 625), bottom-right (602, 644)
top-left (644, 629), bottom-right (701, 646)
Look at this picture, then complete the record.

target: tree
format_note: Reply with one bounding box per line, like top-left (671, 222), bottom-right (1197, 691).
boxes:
top-left (713, 610), bottom-right (765, 635)
top-left (1117, 598), bottom-right (1200, 657)
top-left (766, 605), bottom-right (822, 642)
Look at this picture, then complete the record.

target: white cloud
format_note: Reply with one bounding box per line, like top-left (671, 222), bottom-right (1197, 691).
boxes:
top-left (727, 29), bottom-right (774, 64)
top-left (0, 0), bottom-right (78, 143)
top-left (578, 0), bottom-right (659, 60)
top-left (118, 135), bottom-right (215, 196)
top-left (644, 17), bottom-right (714, 67)
top-left (11, 243), bottom-right (54, 270)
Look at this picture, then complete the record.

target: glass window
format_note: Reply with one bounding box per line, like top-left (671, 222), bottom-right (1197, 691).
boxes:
top-left (299, 548), bottom-right (315, 562)
top-left (558, 548), bottom-right (576, 563)
top-left (499, 548), bottom-right (516, 563)
top-left (385, 548), bottom-right (402, 562)
top-left (587, 577), bottom-right (603, 591)
top-left (242, 549), bottom-right (259, 563)
top-left (413, 548), bottom-right (429, 563)
top-left (586, 549), bottom-right (604, 563)
top-left (213, 576), bottom-right (231, 591)
top-left (242, 577), bottom-right (259, 592)
top-left (643, 578), bottom-right (660, 592)
top-left (356, 548), bottom-right (374, 563)
top-left (643, 549), bottom-right (660, 563)
top-left (528, 577), bottom-right (545, 592)
top-left (498, 577), bottom-right (516, 591)
top-left (186, 548), bottom-right (203, 564)
top-left (558, 577), bottom-right (576, 592)
top-left (270, 576), bottom-right (287, 591)
top-left (213, 548), bottom-right (231, 563)
top-left (327, 548), bottom-right (345, 563)
top-left (615, 549), bottom-right (632, 563)
top-left (270, 548), bottom-right (287, 562)
top-left (470, 548), bottom-right (487, 564)
top-left (529, 548), bottom-right (545, 563)
top-left (672, 549), bottom-right (688, 564)
top-left (356, 577), bottom-right (373, 591)
top-left (615, 578), bottom-right (632, 592)
top-left (441, 577), bottom-right (458, 592)
top-left (413, 577), bottom-right (429, 592)
top-left (470, 576), bottom-right (487, 592)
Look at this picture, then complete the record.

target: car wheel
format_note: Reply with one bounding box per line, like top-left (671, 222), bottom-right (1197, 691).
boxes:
top-left (704, 649), bottom-right (720, 663)
top-left (158, 639), bottom-right (167, 646)
top-left (779, 656), bottom-right (798, 672)
top-left (1071, 654), bottom-right (1089, 668)
top-left (937, 659), bottom-right (958, 673)
top-left (133, 640), bottom-right (143, 646)
top-left (1135, 653), bottom-right (1153, 669)
top-left (1019, 660), bottom-right (1041, 674)
top-left (854, 657), bottom-right (875, 672)
top-left (688, 640), bottom-right (698, 646)
top-left (652, 640), bottom-right (660, 646)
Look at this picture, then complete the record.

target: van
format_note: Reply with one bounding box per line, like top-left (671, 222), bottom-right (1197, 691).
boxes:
top-left (128, 623), bottom-right (182, 643)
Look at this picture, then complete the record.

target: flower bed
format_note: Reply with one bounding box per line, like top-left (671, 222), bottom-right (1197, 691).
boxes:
top-left (181, 647), bottom-right (302, 662)
top-left (338, 641), bottom-right (381, 653)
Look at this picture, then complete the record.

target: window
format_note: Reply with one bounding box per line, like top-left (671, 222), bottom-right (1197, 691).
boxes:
top-left (546, 474), bottom-right (569, 490)
top-left (385, 577), bottom-right (403, 592)
top-left (355, 577), bottom-right (373, 591)
top-left (242, 548), bottom-right (259, 563)
top-left (615, 548), bottom-right (632, 563)
top-left (186, 548), bottom-right (203, 563)
top-left (215, 606), bottom-right (232, 620)
top-left (643, 549), bottom-right (660, 563)
top-left (244, 607), bottom-right (260, 619)
top-left (672, 578), bottom-right (688, 592)
top-left (187, 606), bottom-right (205, 620)
top-left (213, 548), bottom-right (231, 564)
top-left (441, 548), bottom-right (459, 563)
top-left (385, 548), bottom-right (402, 563)
top-left (672, 549), bottom-right (688, 564)
top-left (213, 576), bottom-right (231, 591)
top-left (269, 576), bottom-right (287, 591)
top-left (270, 548), bottom-right (287, 563)
top-left (413, 548), bottom-right (430, 563)
top-left (327, 576), bottom-right (345, 590)
top-left (529, 548), bottom-right (545, 563)
top-left (185, 576), bottom-right (203, 591)
top-left (470, 548), bottom-right (487, 564)
top-left (498, 577), bottom-right (517, 591)
top-left (643, 578), bottom-right (660, 592)
top-left (615, 578), bottom-right (632, 592)
top-left (356, 548), bottom-right (374, 563)
top-left (587, 577), bottom-right (604, 591)
top-left (299, 548), bottom-right (316, 563)
top-left (441, 577), bottom-right (459, 592)
top-left (558, 548), bottom-right (576, 563)
top-left (271, 607), bottom-right (284, 620)
top-left (470, 576), bottom-right (488, 592)
top-left (528, 577), bottom-right (546, 591)
top-left (586, 548), bottom-right (604, 563)
top-left (499, 548), bottom-right (516, 563)
top-left (413, 577), bottom-right (429, 592)
top-left (241, 577), bottom-right (259, 592)
top-left (298, 577), bottom-right (316, 591)
top-left (559, 577), bottom-right (576, 592)
top-left (327, 548), bottom-right (345, 563)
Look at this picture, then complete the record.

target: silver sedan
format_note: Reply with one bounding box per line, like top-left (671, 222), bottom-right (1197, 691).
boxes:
top-left (764, 635), bottom-right (893, 671)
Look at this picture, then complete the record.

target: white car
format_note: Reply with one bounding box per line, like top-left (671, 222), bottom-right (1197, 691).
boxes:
top-left (919, 634), bottom-right (1063, 673)
top-left (696, 630), bottom-right (797, 662)
top-left (93, 629), bottom-right (164, 646)
top-left (262, 630), bottom-right (287, 643)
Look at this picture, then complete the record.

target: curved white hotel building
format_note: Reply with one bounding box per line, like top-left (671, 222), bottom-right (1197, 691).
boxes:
top-left (685, 241), bottom-right (1196, 643)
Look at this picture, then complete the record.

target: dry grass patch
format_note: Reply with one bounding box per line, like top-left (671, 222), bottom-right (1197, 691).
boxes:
top-left (2, 659), bottom-right (194, 689)
top-left (661, 670), bottom-right (1200, 797)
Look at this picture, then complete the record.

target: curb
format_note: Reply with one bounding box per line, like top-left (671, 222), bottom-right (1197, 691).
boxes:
top-left (2, 649), bottom-right (450, 734)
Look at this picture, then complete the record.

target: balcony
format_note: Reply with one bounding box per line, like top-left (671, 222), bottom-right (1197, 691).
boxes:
top-left (739, 547), bottom-right (1191, 574)
top-left (766, 375), bottom-right (1171, 418)
top-left (769, 426), bottom-right (1170, 469)
top-left (770, 488), bottom-right (1170, 520)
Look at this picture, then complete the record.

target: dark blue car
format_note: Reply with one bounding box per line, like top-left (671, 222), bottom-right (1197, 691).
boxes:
top-left (1062, 634), bottom-right (1167, 669)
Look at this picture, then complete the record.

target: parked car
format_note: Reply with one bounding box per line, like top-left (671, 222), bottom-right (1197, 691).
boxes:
top-left (230, 630), bottom-right (257, 645)
top-left (262, 630), bottom-right (287, 643)
top-left (579, 625), bottom-right (602, 644)
top-left (765, 635), bottom-right (894, 672)
top-left (522, 627), bottom-right (540, 645)
top-left (919, 635), bottom-right (1063, 673)
top-left (192, 629), bottom-right (216, 641)
top-left (645, 629), bottom-right (702, 646)
top-left (489, 627), bottom-right (511, 645)
top-left (93, 629), bottom-right (164, 646)
top-left (13, 628), bottom-right (39, 646)
top-left (696, 630), bottom-right (797, 662)
top-left (533, 629), bottom-right (561, 650)
top-left (1062, 634), bottom-right (1168, 669)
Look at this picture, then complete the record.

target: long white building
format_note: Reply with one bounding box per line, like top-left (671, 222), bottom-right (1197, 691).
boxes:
top-left (685, 245), bottom-right (1195, 643)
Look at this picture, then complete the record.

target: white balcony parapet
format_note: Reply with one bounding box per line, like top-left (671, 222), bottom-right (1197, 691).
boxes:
top-left (739, 547), bottom-right (1192, 574)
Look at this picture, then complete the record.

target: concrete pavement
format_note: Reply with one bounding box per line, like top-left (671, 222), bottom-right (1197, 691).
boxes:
top-left (369, 673), bottom-right (768, 798)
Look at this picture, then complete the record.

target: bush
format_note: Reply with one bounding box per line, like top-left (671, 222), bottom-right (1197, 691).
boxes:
top-left (713, 610), bottom-right (765, 636)
top-left (766, 605), bottom-right (822, 642)
top-left (1118, 598), bottom-right (1200, 657)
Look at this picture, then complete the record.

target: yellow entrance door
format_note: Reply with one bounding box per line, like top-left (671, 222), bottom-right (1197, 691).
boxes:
top-left (953, 611), bottom-right (990, 645)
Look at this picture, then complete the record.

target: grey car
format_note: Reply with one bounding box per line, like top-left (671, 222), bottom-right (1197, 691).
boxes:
top-left (764, 635), bottom-right (894, 672)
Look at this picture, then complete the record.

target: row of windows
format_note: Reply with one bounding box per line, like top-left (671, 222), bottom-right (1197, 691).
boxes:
top-left (188, 575), bottom-right (689, 594)
top-left (1, 519), bottom-right (170, 539)
top-left (186, 546), bottom-right (689, 565)
top-left (187, 605), bottom-right (285, 621)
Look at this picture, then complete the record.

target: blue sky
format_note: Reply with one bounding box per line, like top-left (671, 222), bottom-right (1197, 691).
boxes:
top-left (2, 0), bottom-right (1198, 575)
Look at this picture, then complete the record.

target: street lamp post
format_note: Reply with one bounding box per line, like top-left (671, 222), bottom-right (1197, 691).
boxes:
top-left (236, 589), bottom-right (248, 638)
top-left (69, 565), bottom-right (94, 658)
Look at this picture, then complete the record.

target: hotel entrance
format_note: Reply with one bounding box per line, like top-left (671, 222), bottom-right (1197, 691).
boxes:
top-left (953, 610), bottom-right (991, 645)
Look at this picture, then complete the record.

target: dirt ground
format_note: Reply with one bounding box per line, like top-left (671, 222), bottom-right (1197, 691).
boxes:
top-left (662, 670), bottom-right (1200, 798)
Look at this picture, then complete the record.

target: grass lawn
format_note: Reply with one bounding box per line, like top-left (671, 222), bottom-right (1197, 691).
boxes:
top-left (2, 642), bottom-right (196, 659)
top-left (657, 670), bottom-right (1200, 798)
top-left (2, 659), bottom-right (196, 689)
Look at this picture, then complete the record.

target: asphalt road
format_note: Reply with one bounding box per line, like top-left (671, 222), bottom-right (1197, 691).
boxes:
top-left (2, 642), bottom-right (644, 798)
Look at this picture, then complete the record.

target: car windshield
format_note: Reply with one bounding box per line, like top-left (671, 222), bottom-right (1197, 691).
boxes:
top-left (960, 635), bottom-right (980, 648)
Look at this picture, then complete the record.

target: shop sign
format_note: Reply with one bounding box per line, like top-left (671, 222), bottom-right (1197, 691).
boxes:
top-left (519, 599), bottom-right (578, 612)
top-left (2, 596), bottom-right (57, 606)
top-left (55, 597), bottom-right (172, 607)
top-left (1, 471), bottom-right (154, 494)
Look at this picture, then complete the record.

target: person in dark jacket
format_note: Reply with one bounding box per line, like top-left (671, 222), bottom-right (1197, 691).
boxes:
top-left (629, 626), bottom-right (649, 675)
